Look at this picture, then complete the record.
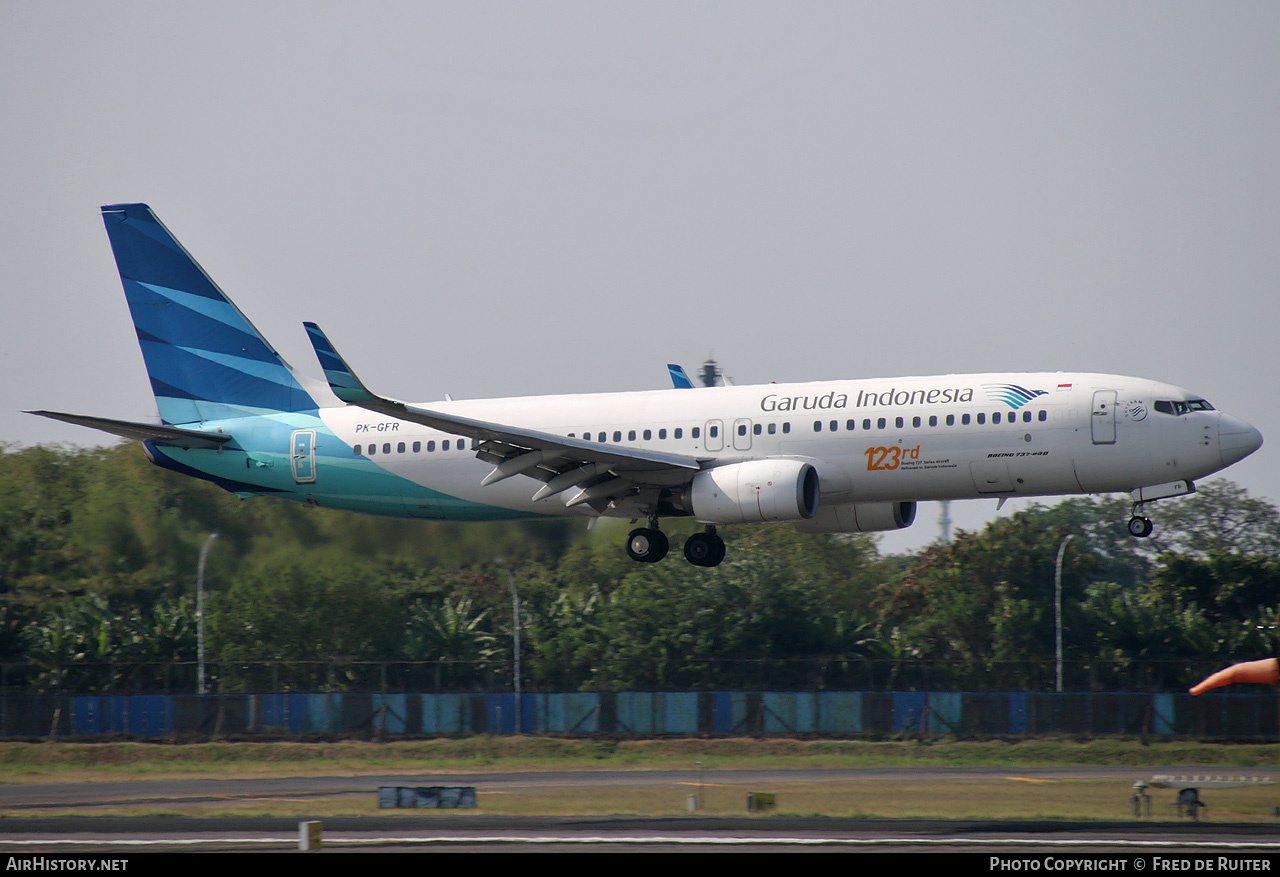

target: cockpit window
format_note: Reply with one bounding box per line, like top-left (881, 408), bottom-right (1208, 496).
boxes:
top-left (1154, 398), bottom-right (1214, 416)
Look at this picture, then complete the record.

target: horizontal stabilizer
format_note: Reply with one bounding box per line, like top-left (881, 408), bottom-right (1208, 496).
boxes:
top-left (25, 411), bottom-right (231, 450)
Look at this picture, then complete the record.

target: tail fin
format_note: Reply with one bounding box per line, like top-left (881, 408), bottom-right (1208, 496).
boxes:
top-left (100, 203), bottom-right (317, 424)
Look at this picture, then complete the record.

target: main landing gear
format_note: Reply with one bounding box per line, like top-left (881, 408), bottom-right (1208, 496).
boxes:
top-left (683, 526), bottom-right (726, 568)
top-left (625, 519), bottom-right (726, 567)
top-left (1127, 502), bottom-right (1154, 538)
top-left (625, 524), bottom-right (669, 563)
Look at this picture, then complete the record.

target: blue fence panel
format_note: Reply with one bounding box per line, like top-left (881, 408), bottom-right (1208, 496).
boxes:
top-left (764, 692), bottom-right (814, 733)
top-left (893, 692), bottom-right (928, 731)
top-left (483, 693), bottom-right (536, 733)
top-left (817, 692), bottom-right (862, 733)
top-left (421, 694), bottom-right (471, 734)
top-left (1008, 692), bottom-right (1028, 734)
top-left (714, 692), bottom-right (734, 733)
top-left (539, 693), bottom-right (599, 734)
top-left (1151, 694), bottom-right (1174, 735)
top-left (258, 693), bottom-right (309, 733)
top-left (372, 694), bottom-right (407, 735)
top-left (927, 692), bottom-right (962, 733)
top-left (102, 696), bottom-right (129, 734)
top-left (72, 696), bottom-right (101, 736)
top-left (615, 692), bottom-right (657, 734)
top-left (127, 695), bottom-right (172, 736)
top-left (661, 693), bottom-right (699, 734)
top-left (307, 693), bottom-right (343, 734)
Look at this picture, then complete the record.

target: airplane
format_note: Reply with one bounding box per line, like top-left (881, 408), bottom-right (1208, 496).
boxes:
top-left (29, 204), bottom-right (1264, 568)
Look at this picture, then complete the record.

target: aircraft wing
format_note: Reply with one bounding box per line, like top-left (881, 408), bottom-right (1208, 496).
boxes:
top-left (305, 323), bottom-right (705, 511)
top-left (25, 411), bottom-right (232, 450)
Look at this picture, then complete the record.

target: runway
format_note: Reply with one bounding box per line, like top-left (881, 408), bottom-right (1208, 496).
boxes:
top-left (1, 768), bottom-right (1278, 853)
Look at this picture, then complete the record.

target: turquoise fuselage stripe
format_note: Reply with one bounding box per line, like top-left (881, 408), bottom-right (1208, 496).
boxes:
top-left (152, 411), bottom-right (548, 522)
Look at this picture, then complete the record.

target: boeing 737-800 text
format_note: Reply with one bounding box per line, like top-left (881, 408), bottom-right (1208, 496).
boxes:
top-left (29, 205), bottom-right (1264, 567)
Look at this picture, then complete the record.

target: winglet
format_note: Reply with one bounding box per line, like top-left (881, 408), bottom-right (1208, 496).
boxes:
top-left (303, 322), bottom-right (381, 405)
top-left (668, 364), bottom-right (694, 389)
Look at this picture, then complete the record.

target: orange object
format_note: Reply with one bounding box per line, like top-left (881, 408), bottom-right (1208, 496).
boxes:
top-left (1189, 658), bottom-right (1279, 694)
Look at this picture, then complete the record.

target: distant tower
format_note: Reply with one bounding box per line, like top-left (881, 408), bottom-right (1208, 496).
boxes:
top-left (699, 356), bottom-right (722, 388)
top-left (938, 501), bottom-right (953, 544)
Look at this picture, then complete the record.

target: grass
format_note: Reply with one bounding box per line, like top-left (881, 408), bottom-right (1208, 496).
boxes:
top-left (3, 737), bottom-right (1279, 821)
top-left (2, 736), bottom-right (1279, 779)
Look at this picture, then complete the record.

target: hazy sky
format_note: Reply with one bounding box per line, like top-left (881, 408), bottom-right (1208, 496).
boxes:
top-left (3, 2), bottom-right (1277, 552)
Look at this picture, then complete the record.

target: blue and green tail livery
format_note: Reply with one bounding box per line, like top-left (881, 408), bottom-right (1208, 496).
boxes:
top-left (100, 203), bottom-right (317, 424)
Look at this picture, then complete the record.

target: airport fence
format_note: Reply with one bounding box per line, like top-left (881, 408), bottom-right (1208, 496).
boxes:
top-left (0, 656), bottom-right (1244, 696)
top-left (1, 689), bottom-right (1276, 739)
top-left (0, 657), bottom-right (1276, 739)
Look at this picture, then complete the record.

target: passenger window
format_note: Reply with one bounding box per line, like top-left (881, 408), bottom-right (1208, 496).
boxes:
top-left (1022, 411), bottom-right (1031, 423)
top-left (383, 443), bottom-right (392, 454)
top-left (946, 414), bottom-right (955, 426)
top-left (846, 419), bottom-right (856, 431)
top-left (976, 413), bottom-right (985, 425)
top-left (768, 423), bottom-right (776, 434)
top-left (862, 419), bottom-right (871, 430)
top-left (961, 415), bottom-right (970, 426)
top-left (692, 427), bottom-right (701, 438)
top-left (354, 445), bottom-right (363, 456)
top-left (814, 421), bottom-right (822, 432)
top-left (659, 429), bottom-right (667, 439)
top-left (993, 412), bottom-right (1001, 424)
top-left (643, 429), bottom-right (652, 440)
top-left (912, 416), bottom-right (921, 428)
top-left (877, 418), bottom-right (886, 429)
top-left (753, 423), bottom-right (761, 435)
top-left (367, 444), bottom-right (375, 455)
top-left (1038, 411), bottom-right (1047, 422)
top-left (782, 423), bottom-right (791, 434)
top-left (895, 417), bottom-right (904, 428)
top-left (628, 430), bottom-right (636, 441)
top-left (675, 428), bottom-right (683, 439)
top-left (413, 442), bottom-right (421, 453)
top-left (442, 440), bottom-right (450, 451)
top-left (739, 424), bottom-right (747, 436)
top-left (613, 431), bottom-right (622, 443)
top-left (929, 415), bottom-right (938, 427)
top-left (397, 442), bottom-right (406, 453)
top-left (598, 432), bottom-right (606, 442)
top-left (708, 425), bottom-right (717, 437)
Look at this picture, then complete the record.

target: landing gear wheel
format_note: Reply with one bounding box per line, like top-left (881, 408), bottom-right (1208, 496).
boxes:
top-left (1127, 516), bottom-right (1154, 538)
top-left (683, 531), bottom-right (726, 567)
top-left (626, 527), bottom-right (669, 563)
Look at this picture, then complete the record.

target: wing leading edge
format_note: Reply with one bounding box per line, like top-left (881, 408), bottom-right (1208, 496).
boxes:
top-left (303, 322), bottom-right (705, 513)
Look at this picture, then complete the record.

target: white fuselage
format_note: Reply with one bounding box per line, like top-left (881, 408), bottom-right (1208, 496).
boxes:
top-left (305, 371), bottom-right (1256, 522)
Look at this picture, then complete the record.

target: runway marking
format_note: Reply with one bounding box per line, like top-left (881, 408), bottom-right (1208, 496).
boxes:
top-left (4, 836), bottom-right (1280, 849)
top-left (1006, 776), bottom-right (1057, 783)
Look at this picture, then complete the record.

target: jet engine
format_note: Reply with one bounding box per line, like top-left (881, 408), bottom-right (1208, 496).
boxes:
top-left (794, 500), bottom-right (917, 534)
top-left (687, 460), bottom-right (819, 524)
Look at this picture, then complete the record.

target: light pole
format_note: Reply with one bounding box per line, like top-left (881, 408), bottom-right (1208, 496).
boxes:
top-left (497, 559), bottom-right (521, 734)
top-left (1054, 534), bottom-right (1074, 693)
top-left (196, 533), bottom-right (219, 696)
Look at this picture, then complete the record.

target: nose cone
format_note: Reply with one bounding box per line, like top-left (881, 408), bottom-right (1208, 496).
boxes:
top-left (1220, 414), bottom-right (1263, 466)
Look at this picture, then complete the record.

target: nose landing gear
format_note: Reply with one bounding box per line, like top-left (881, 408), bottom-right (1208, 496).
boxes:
top-left (1128, 502), bottom-right (1154, 538)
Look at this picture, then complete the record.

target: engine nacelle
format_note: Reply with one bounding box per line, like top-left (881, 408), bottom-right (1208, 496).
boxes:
top-left (794, 501), bottom-right (917, 534)
top-left (688, 460), bottom-right (819, 524)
